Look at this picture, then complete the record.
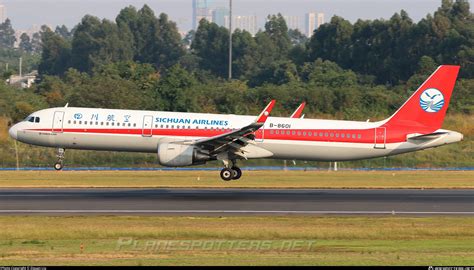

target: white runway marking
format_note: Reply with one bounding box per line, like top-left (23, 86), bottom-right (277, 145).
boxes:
top-left (0, 210), bottom-right (473, 215)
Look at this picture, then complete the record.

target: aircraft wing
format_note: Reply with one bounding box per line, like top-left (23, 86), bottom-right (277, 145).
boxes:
top-left (290, 102), bottom-right (306, 118)
top-left (192, 100), bottom-right (276, 156)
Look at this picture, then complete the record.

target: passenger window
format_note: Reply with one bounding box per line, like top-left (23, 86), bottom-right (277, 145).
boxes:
top-left (101, 122), bottom-right (104, 126)
top-left (68, 120), bottom-right (71, 124)
top-left (84, 121), bottom-right (87, 125)
top-left (330, 133), bottom-right (334, 137)
top-left (95, 122), bottom-right (98, 125)
top-left (297, 131), bottom-right (301, 136)
top-left (106, 122), bottom-right (109, 126)
top-left (112, 122), bottom-right (115, 126)
top-left (73, 121), bottom-right (76, 124)
top-left (292, 131), bottom-right (296, 135)
top-left (347, 133), bottom-right (350, 138)
top-left (308, 132), bottom-right (312, 136)
top-left (276, 130), bottom-right (279, 135)
top-left (358, 134), bottom-right (362, 139)
top-left (319, 132), bottom-right (323, 136)
top-left (133, 123), bottom-right (136, 127)
top-left (325, 133), bottom-right (329, 137)
top-left (128, 123), bottom-right (131, 127)
top-left (352, 134), bottom-right (356, 139)
top-left (341, 134), bottom-right (345, 138)
top-left (286, 131), bottom-right (290, 135)
top-left (270, 130), bottom-right (274, 134)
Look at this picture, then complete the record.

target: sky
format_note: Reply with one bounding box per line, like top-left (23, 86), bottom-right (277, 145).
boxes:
top-left (0, 0), bottom-right (465, 32)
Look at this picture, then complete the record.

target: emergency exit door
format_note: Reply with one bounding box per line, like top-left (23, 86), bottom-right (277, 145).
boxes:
top-left (142, 115), bottom-right (153, 137)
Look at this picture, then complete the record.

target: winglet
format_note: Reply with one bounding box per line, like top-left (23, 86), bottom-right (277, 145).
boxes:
top-left (290, 102), bottom-right (306, 118)
top-left (256, 100), bottom-right (276, 123)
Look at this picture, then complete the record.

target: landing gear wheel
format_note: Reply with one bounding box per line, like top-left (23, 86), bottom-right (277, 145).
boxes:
top-left (231, 166), bottom-right (242, 180)
top-left (220, 168), bottom-right (234, 181)
top-left (54, 162), bottom-right (63, 171)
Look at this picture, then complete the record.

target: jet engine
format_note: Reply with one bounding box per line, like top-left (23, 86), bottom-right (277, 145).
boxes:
top-left (157, 143), bottom-right (210, 167)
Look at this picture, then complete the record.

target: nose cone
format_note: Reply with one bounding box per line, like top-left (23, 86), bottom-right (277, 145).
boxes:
top-left (8, 124), bottom-right (18, 140)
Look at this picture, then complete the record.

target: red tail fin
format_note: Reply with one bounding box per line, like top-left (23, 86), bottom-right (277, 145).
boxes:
top-left (383, 65), bottom-right (460, 133)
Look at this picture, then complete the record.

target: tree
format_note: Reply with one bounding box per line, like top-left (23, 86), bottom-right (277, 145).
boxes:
top-left (55, 25), bottom-right (72, 40)
top-left (30, 32), bottom-right (42, 53)
top-left (231, 29), bottom-right (257, 79)
top-left (70, 16), bottom-right (133, 73)
top-left (0, 19), bottom-right (16, 48)
top-left (288, 28), bottom-right (307, 46)
top-left (38, 26), bottom-right (71, 76)
top-left (191, 20), bottom-right (229, 77)
top-left (19, 33), bottom-right (33, 53)
top-left (115, 5), bottom-right (184, 70)
top-left (264, 14), bottom-right (291, 57)
top-left (156, 64), bottom-right (198, 112)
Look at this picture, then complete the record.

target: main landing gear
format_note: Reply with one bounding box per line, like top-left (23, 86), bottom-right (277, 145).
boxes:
top-left (54, 148), bottom-right (65, 171)
top-left (220, 160), bottom-right (242, 181)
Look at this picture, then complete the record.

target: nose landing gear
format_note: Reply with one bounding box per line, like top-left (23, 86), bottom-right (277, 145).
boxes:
top-left (54, 148), bottom-right (65, 171)
top-left (219, 160), bottom-right (242, 181)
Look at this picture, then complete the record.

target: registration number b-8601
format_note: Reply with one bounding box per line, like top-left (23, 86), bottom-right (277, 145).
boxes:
top-left (269, 123), bottom-right (291, 129)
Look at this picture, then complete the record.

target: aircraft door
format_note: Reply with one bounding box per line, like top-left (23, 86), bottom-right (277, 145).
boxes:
top-left (374, 127), bottom-right (386, 149)
top-left (52, 111), bottom-right (64, 133)
top-left (142, 115), bottom-right (153, 137)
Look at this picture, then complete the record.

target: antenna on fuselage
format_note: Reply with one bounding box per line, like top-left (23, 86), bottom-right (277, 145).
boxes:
top-left (64, 103), bottom-right (69, 108)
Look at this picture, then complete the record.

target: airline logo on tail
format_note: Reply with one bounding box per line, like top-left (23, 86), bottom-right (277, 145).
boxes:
top-left (420, 88), bottom-right (444, 113)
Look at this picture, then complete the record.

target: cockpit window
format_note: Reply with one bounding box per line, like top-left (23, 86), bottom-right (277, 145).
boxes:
top-left (24, 116), bottom-right (40, 123)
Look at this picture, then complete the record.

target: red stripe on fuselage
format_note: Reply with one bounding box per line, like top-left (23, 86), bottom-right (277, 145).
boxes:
top-left (27, 127), bottom-right (408, 144)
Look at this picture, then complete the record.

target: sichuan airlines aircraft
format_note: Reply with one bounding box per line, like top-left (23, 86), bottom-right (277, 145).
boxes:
top-left (9, 65), bottom-right (463, 180)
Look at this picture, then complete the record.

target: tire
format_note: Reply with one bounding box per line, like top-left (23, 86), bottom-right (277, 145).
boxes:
top-left (220, 168), bottom-right (234, 181)
top-left (231, 166), bottom-right (242, 180)
top-left (54, 162), bottom-right (63, 171)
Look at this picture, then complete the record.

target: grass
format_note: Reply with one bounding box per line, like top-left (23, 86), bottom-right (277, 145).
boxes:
top-left (0, 170), bottom-right (472, 189)
top-left (0, 216), bottom-right (472, 265)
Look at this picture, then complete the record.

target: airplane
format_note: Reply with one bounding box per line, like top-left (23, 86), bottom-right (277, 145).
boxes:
top-left (8, 65), bottom-right (463, 181)
top-left (290, 102), bottom-right (306, 118)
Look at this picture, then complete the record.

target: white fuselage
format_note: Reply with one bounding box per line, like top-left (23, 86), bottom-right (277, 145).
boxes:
top-left (9, 107), bottom-right (463, 163)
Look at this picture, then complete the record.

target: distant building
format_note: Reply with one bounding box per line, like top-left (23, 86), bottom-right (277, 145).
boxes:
top-left (212, 7), bottom-right (228, 28)
top-left (225, 15), bottom-right (258, 36)
top-left (283, 15), bottom-right (301, 31)
top-left (305, 12), bottom-right (325, 37)
top-left (192, 0), bottom-right (212, 30)
top-left (7, 71), bottom-right (38, 89)
top-left (0, 4), bottom-right (5, 23)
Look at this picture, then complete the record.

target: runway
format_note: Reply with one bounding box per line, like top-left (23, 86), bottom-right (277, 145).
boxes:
top-left (0, 188), bottom-right (473, 216)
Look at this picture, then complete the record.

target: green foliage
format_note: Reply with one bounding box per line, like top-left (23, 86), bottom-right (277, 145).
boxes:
top-left (0, 19), bottom-right (16, 49)
top-left (308, 0), bottom-right (474, 83)
top-left (38, 26), bottom-right (71, 76)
